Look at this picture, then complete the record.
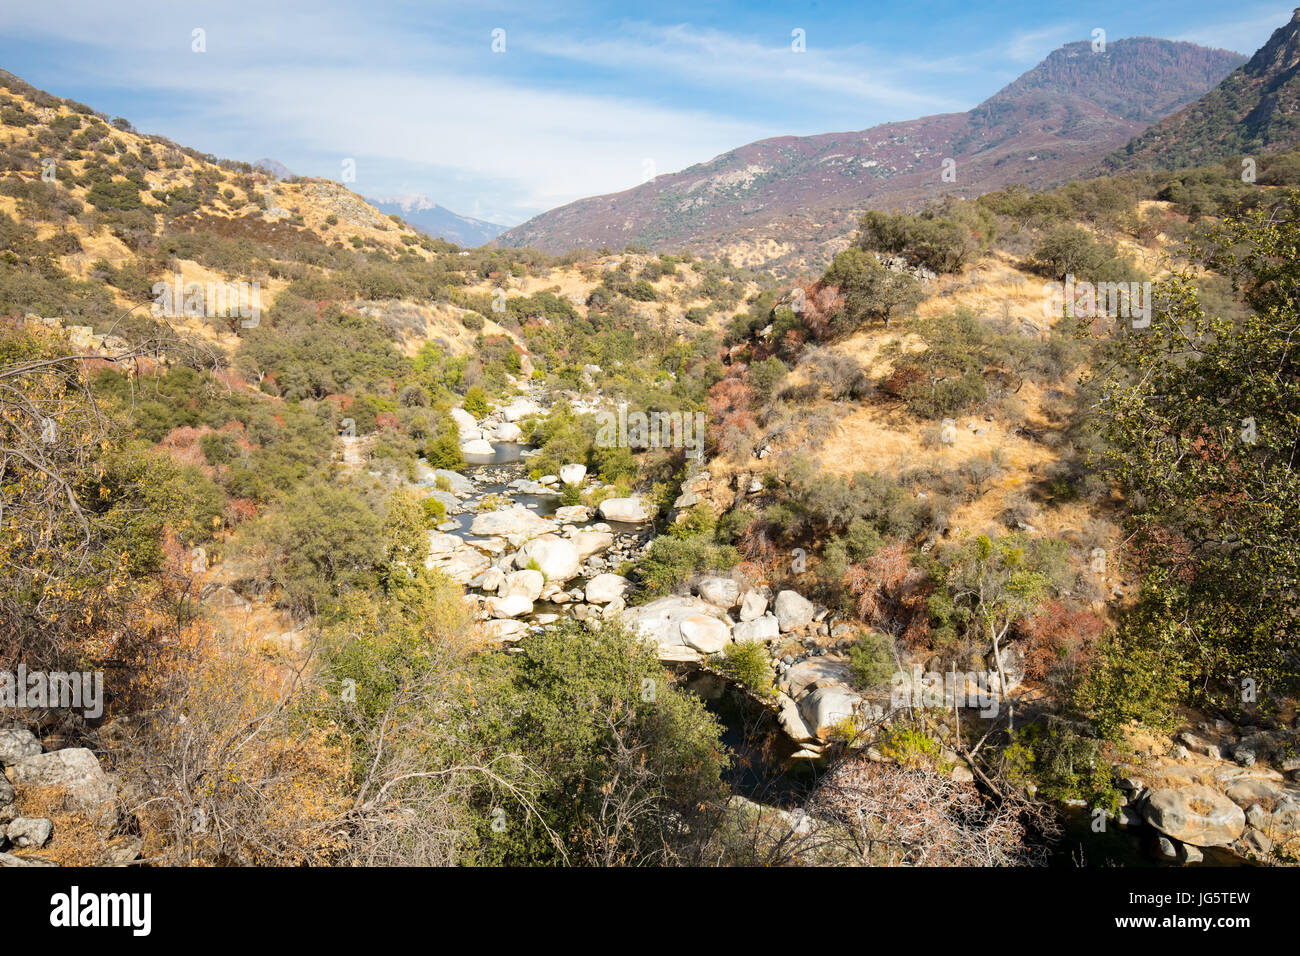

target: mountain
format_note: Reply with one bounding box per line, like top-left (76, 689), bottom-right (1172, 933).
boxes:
top-left (367, 195), bottom-right (506, 247)
top-left (254, 157), bottom-right (295, 180)
top-left (1106, 9), bottom-right (1300, 171)
top-left (497, 38), bottom-right (1245, 272)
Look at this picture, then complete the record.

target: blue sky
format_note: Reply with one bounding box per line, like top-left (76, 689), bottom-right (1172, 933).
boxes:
top-left (0, 1), bottom-right (1290, 225)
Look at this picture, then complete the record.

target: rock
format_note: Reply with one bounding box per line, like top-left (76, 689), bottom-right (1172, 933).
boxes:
top-left (598, 496), bottom-right (654, 523)
top-left (776, 694), bottom-right (816, 743)
top-left (449, 407), bottom-right (479, 435)
top-left (102, 836), bottom-right (143, 866)
top-left (621, 596), bottom-right (729, 661)
top-left (207, 585), bottom-right (249, 610)
top-left (0, 851), bottom-right (56, 867)
top-left (1245, 803), bottom-right (1271, 829)
top-left (432, 469), bottom-right (475, 496)
top-left (6, 817), bottom-right (52, 849)
top-left (572, 529), bottom-right (614, 562)
top-left (513, 536), bottom-right (581, 583)
top-left (500, 397), bottom-right (542, 422)
top-left (7, 749), bottom-right (116, 822)
top-left (554, 505), bottom-right (591, 523)
top-left (774, 590), bottom-right (815, 632)
top-left (461, 438), bottom-right (494, 456)
top-left (1177, 842), bottom-right (1204, 864)
top-left (492, 421), bottom-right (523, 443)
top-left (559, 464), bottom-right (587, 485)
top-left (733, 615), bottom-right (780, 643)
top-left (799, 686), bottom-right (861, 739)
top-left (481, 619), bottom-right (528, 644)
top-left (679, 614), bottom-right (731, 653)
top-left (1142, 785), bottom-right (1246, 847)
top-left (469, 507), bottom-right (556, 541)
top-left (480, 568), bottom-right (505, 593)
top-left (783, 656), bottom-right (854, 698)
top-left (0, 728), bottom-right (42, 766)
top-left (585, 573), bottom-right (629, 605)
top-left (1271, 797), bottom-right (1300, 841)
top-left (738, 589), bottom-right (767, 622)
top-left (427, 547), bottom-right (490, 584)
top-left (501, 569), bottom-right (545, 602)
top-left (486, 593), bottom-right (533, 619)
top-left (1239, 828), bottom-right (1272, 856)
top-left (697, 576), bottom-right (741, 609)
top-left (1225, 777), bottom-right (1284, 809)
top-left (1156, 835), bottom-right (1179, 860)
top-left (426, 531), bottom-right (464, 557)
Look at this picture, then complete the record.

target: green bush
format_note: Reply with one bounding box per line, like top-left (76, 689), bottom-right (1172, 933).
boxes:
top-left (848, 632), bottom-right (896, 690)
top-left (718, 640), bottom-right (776, 698)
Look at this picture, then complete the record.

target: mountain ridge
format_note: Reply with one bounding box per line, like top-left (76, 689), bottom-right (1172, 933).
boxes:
top-left (1105, 8), bottom-right (1300, 171)
top-left (497, 37), bottom-right (1245, 272)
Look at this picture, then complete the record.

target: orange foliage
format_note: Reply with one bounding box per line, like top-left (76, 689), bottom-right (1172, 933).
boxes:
top-left (844, 545), bottom-right (931, 648)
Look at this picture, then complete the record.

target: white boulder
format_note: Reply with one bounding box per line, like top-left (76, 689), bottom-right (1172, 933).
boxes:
top-left (514, 535), bottom-right (581, 583)
top-left (775, 590), bottom-right (815, 632)
top-left (599, 496), bottom-right (654, 523)
top-left (585, 573), bottom-right (630, 605)
top-left (697, 576), bottom-right (741, 609)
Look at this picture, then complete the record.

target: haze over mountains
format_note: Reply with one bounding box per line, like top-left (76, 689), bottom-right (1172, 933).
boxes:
top-left (497, 38), bottom-right (1245, 271)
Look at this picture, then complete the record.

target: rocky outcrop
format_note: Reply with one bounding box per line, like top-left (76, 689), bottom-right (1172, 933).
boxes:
top-left (469, 507), bottom-right (556, 542)
top-left (1143, 785), bottom-right (1246, 847)
top-left (697, 576), bottom-right (741, 609)
top-left (7, 748), bottom-right (117, 823)
top-left (0, 729), bottom-right (42, 765)
top-left (585, 573), bottom-right (629, 604)
top-left (559, 463), bottom-right (586, 485)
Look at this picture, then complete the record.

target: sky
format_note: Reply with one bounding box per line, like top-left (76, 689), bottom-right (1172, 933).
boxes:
top-left (0, 1), bottom-right (1291, 226)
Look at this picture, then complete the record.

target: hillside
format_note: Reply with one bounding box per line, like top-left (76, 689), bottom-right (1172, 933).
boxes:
top-left (4, 45), bottom-right (1300, 876)
top-left (1107, 9), bottom-right (1300, 171)
top-left (496, 39), bottom-right (1244, 272)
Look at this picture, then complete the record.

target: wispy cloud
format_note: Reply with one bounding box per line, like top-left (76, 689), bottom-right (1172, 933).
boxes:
top-left (1172, 5), bottom-right (1291, 54)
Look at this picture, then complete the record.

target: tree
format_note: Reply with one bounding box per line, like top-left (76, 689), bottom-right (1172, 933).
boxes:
top-left (943, 535), bottom-right (1067, 729)
top-left (1094, 191), bottom-right (1300, 718)
top-left (817, 248), bottom-right (923, 336)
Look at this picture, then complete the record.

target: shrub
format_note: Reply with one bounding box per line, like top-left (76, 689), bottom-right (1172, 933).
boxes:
top-left (848, 631), bottom-right (897, 690)
top-left (718, 640), bottom-right (776, 698)
top-left (462, 385), bottom-right (489, 418)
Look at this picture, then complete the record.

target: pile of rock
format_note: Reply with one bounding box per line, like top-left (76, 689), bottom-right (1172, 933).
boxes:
top-left (1110, 720), bottom-right (1300, 862)
top-left (1, 727), bottom-right (133, 867)
top-left (424, 481), bottom-right (656, 646)
top-left (619, 578), bottom-right (877, 756)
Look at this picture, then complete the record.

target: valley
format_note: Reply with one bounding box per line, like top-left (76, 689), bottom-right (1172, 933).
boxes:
top-left (2, 7), bottom-right (1300, 881)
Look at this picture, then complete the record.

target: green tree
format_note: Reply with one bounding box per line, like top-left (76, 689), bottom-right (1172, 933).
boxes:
top-left (1093, 192), bottom-right (1300, 719)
